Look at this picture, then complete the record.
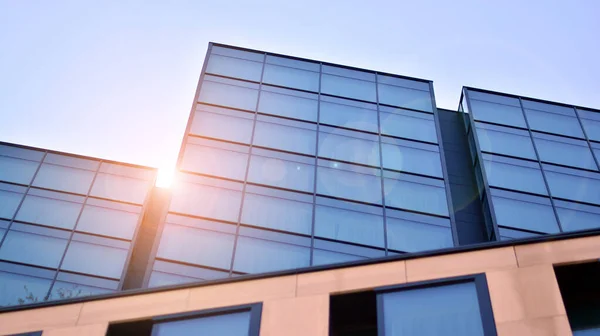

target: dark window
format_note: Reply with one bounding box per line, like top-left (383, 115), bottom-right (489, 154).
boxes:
top-left (555, 262), bottom-right (600, 335)
top-left (107, 304), bottom-right (262, 336)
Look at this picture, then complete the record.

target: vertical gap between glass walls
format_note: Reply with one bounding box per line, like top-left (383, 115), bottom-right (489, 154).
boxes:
top-left (374, 73), bottom-right (390, 255)
top-left (463, 89), bottom-right (501, 241)
top-left (308, 63), bottom-right (323, 266)
top-left (429, 83), bottom-right (460, 247)
top-left (573, 107), bottom-right (600, 170)
top-left (228, 52), bottom-right (267, 276)
top-left (517, 97), bottom-right (563, 233)
top-left (44, 159), bottom-right (103, 301)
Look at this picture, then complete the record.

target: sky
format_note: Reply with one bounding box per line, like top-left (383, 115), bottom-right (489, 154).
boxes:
top-left (1, 0), bottom-right (599, 172)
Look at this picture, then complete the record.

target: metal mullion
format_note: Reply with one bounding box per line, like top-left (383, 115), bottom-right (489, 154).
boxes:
top-left (44, 160), bottom-right (103, 301)
top-left (374, 73), bottom-right (390, 255)
top-left (573, 107), bottom-right (600, 171)
top-left (518, 98), bottom-right (564, 233)
top-left (309, 63), bottom-right (322, 266)
top-left (228, 53), bottom-right (267, 276)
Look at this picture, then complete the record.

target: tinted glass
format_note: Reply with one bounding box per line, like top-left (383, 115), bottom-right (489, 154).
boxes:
top-left (16, 194), bottom-right (82, 230)
top-left (319, 99), bottom-right (378, 133)
top-left (0, 187), bottom-right (23, 220)
top-left (170, 182), bottom-right (242, 223)
top-left (386, 216), bottom-right (453, 252)
top-left (0, 272), bottom-right (52, 306)
top-left (381, 282), bottom-right (484, 336)
top-left (50, 281), bottom-right (113, 299)
top-left (76, 203), bottom-right (139, 240)
top-left (317, 166), bottom-right (382, 204)
top-left (469, 99), bottom-right (526, 128)
top-left (580, 116), bottom-right (600, 142)
top-left (525, 109), bottom-right (584, 138)
top-left (61, 240), bottom-right (128, 279)
top-left (321, 74), bottom-right (376, 102)
top-left (0, 156), bottom-right (39, 185)
top-left (91, 173), bottom-right (149, 204)
top-left (475, 124), bottom-right (536, 159)
top-left (263, 64), bottom-right (319, 92)
top-left (148, 271), bottom-right (200, 287)
top-left (379, 108), bottom-right (438, 143)
top-left (492, 195), bottom-right (559, 233)
top-left (381, 142), bottom-right (442, 177)
top-left (318, 131), bottom-right (380, 167)
top-left (190, 108), bottom-right (254, 144)
top-left (556, 203), bottom-right (600, 232)
top-left (258, 89), bottom-right (318, 122)
top-left (182, 143), bottom-right (248, 181)
top-left (247, 154), bottom-right (314, 193)
top-left (545, 170), bottom-right (600, 205)
top-left (153, 311), bottom-right (251, 336)
top-left (206, 54), bottom-right (263, 82)
top-left (534, 135), bottom-right (597, 170)
top-left (483, 159), bottom-right (547, 195)
top-left (33, 164), bottom-right (94, 194)
top-left (0, 230), bottom-right (67, 268)
top-left (198, 79), bottom-right (259, 111)
top-left (378, 84), bottom-right (432, 112)
top-left (253, 120), bottom-right (316, 155)
top-left (314, 205), bottom-right (384, 247)
top-left (233, 236), bottom-right (310, 273)
top-left (384, 178), bottom-right (449, 216)
top-left (241, 193), bottom-right (312, 235)
top-left (312, 249), bottom-right (366, 266)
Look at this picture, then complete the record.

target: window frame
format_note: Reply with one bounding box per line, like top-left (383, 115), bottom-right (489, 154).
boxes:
top-left (150, 303), bottom-right (263, 336)
top-left (375, 274), bottom-right (497, 336)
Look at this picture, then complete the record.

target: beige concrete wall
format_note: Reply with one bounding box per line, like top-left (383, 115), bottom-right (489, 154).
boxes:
top-left (1, 235), bottom-right (598, 336)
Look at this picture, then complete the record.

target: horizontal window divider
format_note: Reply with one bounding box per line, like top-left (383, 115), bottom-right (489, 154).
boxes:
top-left (256, 111), bottom-right (317, 125)
top-left (72, 230), bottom-right (132, 243)
top-left (315, 193), bottom-right (382, 208)
top-left (318, 122), bottom-right (379, 136)
top-left (27, 185), bottom-right (88, 198)
top-left (380, 133), bottom-right (439, 146)
top-left (488, 186), bottom-right (548, 199)
top-left (245, 181), bottom-right (314, 196)
top-left (185, 134), bottom-right (250, 147)
top-left (154, 257), bottom-right (232, 274)
top-left (479, 150), bottom-right (540, 164)
top-left (551, 196), bottom-right (600, 208)
top-left (0, 259), bottom-right (59, 273)
top-left (383, 205), bottom-right (451, 220)
top-left (178, 169), bottom-right (245, 184)
top-left (539, 160), bottom-right (600, 174)
top-left (85, 195), bottom-right (145, 207)
top-left (497, 225), bottom-right (546, 236)
top-left (9, 220), bottom-right (74, 234)
top-left (472, 119), bottom-right (529, 132)
top-left (319, 92), bottom-right (377, 105)
top-left (0, 179), bottom-right (31, 189)
top-left (238, 223), bottom-right (312, 239)
top-left (381, 168), bottom-right (445, 181)
top-left (377, 103), bottom-right (434, 115)
top-left (251, 145), bottom-right (316, 159)
top-left (210, 51), bottom-right (265, 64)
top-left (166, 211), bottom-right (239, 227)
top-left (530, 128), bottom-right (586, 141)
top-left (313, 235), bottom-right (387, 251)
top-left (318, 157), bottom-right (381, 170)
top-left (203, 72), bottom-right (262, 86)
top-left (260, 82), bottom-right (319, 95)
top-left (57, 269), bottom-right (121, 282)
top-left (195, 101), bottom-right (256, 115)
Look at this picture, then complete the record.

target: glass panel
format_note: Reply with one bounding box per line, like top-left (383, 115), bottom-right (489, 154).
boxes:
top-left (381, 282), bottom-right (484, 336)
top-left (211, 46), bottom-right (264, 62)
top-left (170, 182), bottom-right (242, 223)
top-left (469, 99), bottom-right (526, 128)
top-left (556, 202), bottom-right (600, 232)
top-left (381, 141), bottom-right (442, 177)
top-left (233, 236), bottom-right (310, 273)
top-left (317, 165), bottom-right (382, 204)
top-left (206, 54), bottom-right (263, 82)
top-left (314, 204), bottom-right (384, 247)
top-left (15, 194), bottom-right (82, 230)
top-left (483, 158), bottom-right (547, 195)
top-left (0, 187), bottom-right (23, 220)
top-left (319, 98), bottom-right (378, 133)
top-left (492, 195), bottom-right (559, 233)
top-left (323, 65), bottom-right (375, 81)
top-left (263, 64), bottom-right (319, 92)
top-left (498, 227), bottom-right (540, 241)
top-left (33, 164), bottom-right (94, 194)
top-left (318, 130), bottom-right (380, 167)
top-left (0, 272), bottom-right (52, 306)
top-left (379, 108), bottom-right (438, 143)
top-left (50, 281), bottom-right (113, 300)
top-left (384, 177), bottom-right (449, 216)
top-left (241, 192), bottom-right (312, 235)
top-left (534, 135), bottom-right (597, 170)
top-left (378, 84), bottom-right (433, 112)
top-left (61, 240), bottom-right (128, 279)
top-left (545, 170), bottom-right (600, 205)
top-left (0, 155), bottom-right (39, 185)
top-left (0, 144), bottom-right (44, 161)
top-left (253, 119), bottom-right (316, 155)
top-left (258, 88), bottom-right (318, 122)
top-left (182, 143), bottom-right (248, 181)
top-left (247, 154), bottom-right (314, 193)
top-left (321, 74), bottom-right (377, 102)
top-left (579, 114), bottom-right (600, 142)
top-left (148, 271), bottom-right (200, 287)
top-left (525, 109), bottom-right (584, 138)
top-left (312, 249), bottom-right (366, 266)
top-left (475, 123), bottom-right (536, 159)
top-left (153, 311), bottom-right (251, 336)
top-left (266, 55), bottom-right (320, 72)
top-left (198, 78), bottom-right (259, 111)
top-left (90, 173), bottom-right (149, 204)
top-left (76, 203), bottom-right (139, 240)
top-left (157, 223), bottom-right (234, 270)
top-left (386, 215), bottom-right (453, 252)
top-left (191, 106), bottom-right (254, 144)
top-left (0, 230), bottom-right (67, 268)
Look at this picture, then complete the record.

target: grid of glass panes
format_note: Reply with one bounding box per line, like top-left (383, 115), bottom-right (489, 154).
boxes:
top-left (0, 143), bottom-right (156, 306)
top-left (148, 44), bottom-right (454, 287)
top-left (463, 88), bottom-right (600, 241)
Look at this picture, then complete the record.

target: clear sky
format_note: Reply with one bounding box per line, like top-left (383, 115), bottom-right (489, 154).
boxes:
top-left (1, 1), bottom-right (599, 171)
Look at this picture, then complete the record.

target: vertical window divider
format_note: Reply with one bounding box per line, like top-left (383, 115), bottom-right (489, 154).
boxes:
top-left (228, 53), bottom-right (267, 276)
top-left (518, 98), bottom-right (564, 233)
top-left (374, 73), bottom-right (390, 255)
top-left (44, 159), bottom-right (103, 301)
top-left (573, 107), bottom-right (600, 171)
top-left (309, 63), bottom-right (323, 266)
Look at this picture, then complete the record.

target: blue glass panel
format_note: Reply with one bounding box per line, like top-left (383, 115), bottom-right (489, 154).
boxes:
top-left (573, 328), bottom-right (600, 335)
top-left (253, 120), bottom-right (316, 155)
top-left (314, 205), bottom-right (384, 247)
top-left (475, 124), bottom-right (536, 159)
top-left (556, 204), bottom-right (600, 232)
top-left (16, 194), bottom-right (82, 230)
top-left (149, 271), bottom-right (200, 287)
top-left (170, 182), bottom-right (242, 223)
top-left (50, 281), bottom-right (113, 300)
top-left (492, 195), bottom-right (559, 233)
top-left (317, 166), bottom-right (382, 204)
top-left (378, 84), bottom-right (433, 112)
top-left (233, 236), bottom-right (310, 273)
top-left (321, 74), bottom-right (377, 102)
top-left (182, 143), bottom-right (248, 181)
top-left (379, 108), bottom-right (437, 143)
top-left (319, 99), bottom-right (378, 133)
top-left (90, 173), bottom-right (149, 204)
top-left (498, 227), bottom-right (541, 241)
top-left (191, 107), bottom-right (254, 144)
top-left (153, 311), bottom-right (251, 336)
top-left (32, 164), bottom-right (94, 195)
top-left (381, 142), bottom-right (442, 177)
top-left (242, 193), bottom-right (312, 235)
top-left (211, 46), bottom-right (264, 62)
top-left (247, 155), bottom-right (314, 193)
top-left (318, 131), bottom-right (380, 167)
top-left (76, 203), bottom-right (139, 240)
top-left (534, 135), bottom-right (597, 170)
top-left (0, 188), bottom-right (23, 220)
top-left (198, 80), bottom-right (259, 111)
top-left (483, 158), bottom-right (547, 195)
top-left (381, 282), bottom-right (484, 336)
top-left (469, 99), bottom-right (526, 128)
top-left (525, 109), bottom-right (584, 138)
top-left (157, 224), bottom-right (234, 270)
top-left (258, 89), bottom-right (318, 122)
top-left (386, 216), bottom-right (453, 252)
top-left (61, 240), bottom-right (128, 279)
top-left (384, 178), bottom-right (449, 216)
top-left (312, 249), bottom-right (366, 266)
top-left (266, 55), bottom-right (320, 72)
top-left (0, 230), bottom-right (67, 268)
top-left (545, 170), bottom-right (600, 205)
top-left (0, 272), bottom-right (52, 306)
top-left (263, 64), bottom-right (319, 92)
top-left (0, 156), bottom-right (39, 185)
top-left (206, 54), bottom-right (263, 82)
top-left (580, 116), bottom-right (600, 142)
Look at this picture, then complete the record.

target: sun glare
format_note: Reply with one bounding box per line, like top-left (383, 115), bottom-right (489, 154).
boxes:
top-left (156, 166), bottom-right (175, 188)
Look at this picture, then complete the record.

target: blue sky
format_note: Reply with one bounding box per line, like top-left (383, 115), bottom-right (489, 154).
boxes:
top-left (1, 1), bottom-right (599, 171)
